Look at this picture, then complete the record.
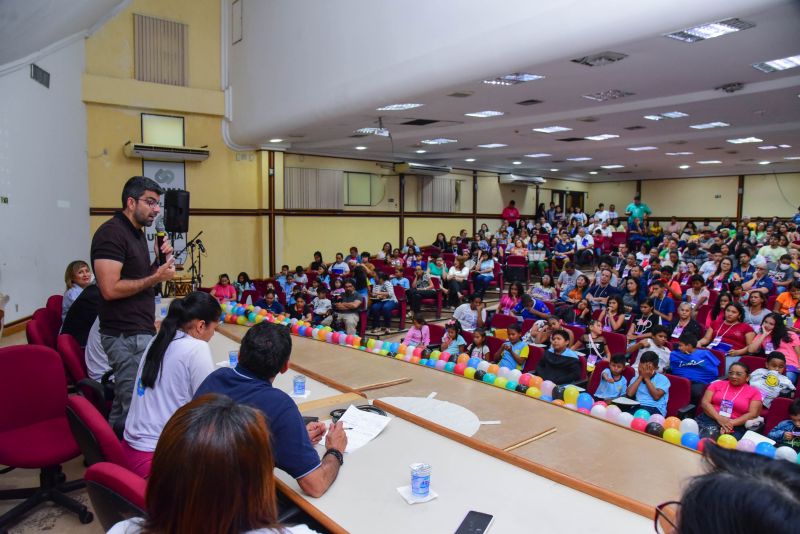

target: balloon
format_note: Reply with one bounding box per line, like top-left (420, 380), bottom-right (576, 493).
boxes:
top-left (454, 363), bottom-right (467, 375)
top-left (505, 381), bottom-right (518, 391)
top-left (697, 438), bottom-right (715, 452)
top-left (663, 428), bottom-right (682, 445)
top-left (518, 373), bottom-right (532, 387)
top-left (467, 357), bottom-right (481, 368)
top-left (540, 395), bottom-right (553, 402)
top-left (553, 385), bottom-right (567, 401)
top-left (477, 361), bottom-right (490, 372)
top-left (326, 333), bottom-right (333, 343)
top-left (576, 392), bottom-right (594, 411)
top-left (681, 432), bottom-right (700, 450)
top-left (526, 386), bottom-right (542, 398)
top-left (515, 384), bottom-right (529, 394)
top-left (345, 335), bottom-right (354, 345)
top-left (717, 434), bottom-right (738, 450)
top-left (236, 316), bottom-right (246, 325)
top-left (487, 364), bottom-right (500, 375)
top-left (592, 401), bottom-right (608, 408)
top-left (497, 367), bottom-right (511, 379)
top-left (605, 405), bottom-right (622, 422)
top-left (394, 353), bottom-right (404, 360)
top-left (776, 446), bottom-right (799, 463)
top-left (483, 373), bottom-right (496, 384)
top-left (464, 367), bottom-right (477, 379)
top-left (699, 426), bottom-right (720, 442)
top-left (410, 356), bottom-right (421, 365)
top-left (474, 370), bottom-right (486, 381)
top-left (755, 442), bottom-right (776, 458)
top-left (631, 418), bottom-right (648, 432)
top-left (648, 414), bottom-right (665, 426)
top-left (494, 377), bottom-right (508, 389)
top-left (374, 341), bottom-right (383, 350)
top-left (540, 380), bottom-right (556, 398)
top-left (736, 439), bottom-right (756, 453)
top-left (403, 354), bottom-right (413, 362)
top-left (577, 407), bottom-right (590, 414)
top-left (398, 344), bottom-right (408, 354)
top-left (418, 358), bottom-right (428, 367)
top-left (444, 362), bottom-right (456, 373)
top-left (590, 405), bottom-right (607, 419)
top-left (426, 359), bottom-right (437, 368)
top-left (663, 416), bottom-right (681, 430)
top-left (679, 418), bottom-right (699, 435)
top-left (552, 399), bottom-right (566, 406)
top-left (563, 386), bottom-right (580, 406)
top-left (645, 422), bottom-right (665, 437)
top-left (633, 409), bottom-right (651, 420)
top-left (435, 360), bottom-right (447, 370)
top-left (429, 350), bottom-right (441, 361)
top-left (413, 347), bottom-right (423, 357)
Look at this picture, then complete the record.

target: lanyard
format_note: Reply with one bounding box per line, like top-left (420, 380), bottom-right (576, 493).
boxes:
top-left (721, 383), bottom-right (745, 406)
top-left (587, 333), bottom-right (602, 357)
top-left (715, 321), bottom-right (738, 340)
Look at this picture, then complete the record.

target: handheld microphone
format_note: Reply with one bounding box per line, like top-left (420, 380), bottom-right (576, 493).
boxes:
top-left (196, 239), bottom-right (206, 254)
top-left (155, 219), bottom-right (168, 265)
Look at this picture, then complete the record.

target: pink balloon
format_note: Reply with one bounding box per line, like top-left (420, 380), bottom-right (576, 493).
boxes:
top-left (631, 418), bottom-right (648, 432)
top-left (518, 373), bottom-right (532, 387)
top-left (648, 414), bottom-right (665, 426)
top-left (577, 407), bottom-right (590, 414)
top-left (592, 400), bottom-right (608, 408)
top-left (736, 439), bottom-right (756, 453)
top-left (540, 380), bottom-right (556, 397)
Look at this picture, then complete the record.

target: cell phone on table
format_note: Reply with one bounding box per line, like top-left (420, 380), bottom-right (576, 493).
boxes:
top-left (454, 511), bottom-right (494, 534)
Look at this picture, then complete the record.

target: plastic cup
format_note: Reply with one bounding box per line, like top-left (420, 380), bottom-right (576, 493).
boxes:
top-left (410, 463), bottom-right (431, 497)
top-left (293, 374), bottom-right (307, 396)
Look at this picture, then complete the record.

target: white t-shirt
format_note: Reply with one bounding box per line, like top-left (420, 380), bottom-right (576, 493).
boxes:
top-left (573, 234), bottom-right (594, 250)
top-left (447, 265), bottom-right (470, 279)
top-left (453, 304), bottom-right (487, 332)
top-left (124, 331), bottom-right (215, 452)
top-left (631, 339), bottom-right (671, 372)
top-left (85, 317), bottom-right (111, 381)
top-left (109, 518), bottom-right (319, 534)
top-left (749, 368), bottom-right (795, 408)
top-left (312, 297), bottom-right (331, 315)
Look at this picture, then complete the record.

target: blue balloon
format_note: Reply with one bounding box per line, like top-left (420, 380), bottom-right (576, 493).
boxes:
top-left (298, 326), bottom-right (306, 336)
top-left (633, 409), bottom-right (651, 420)
top-left (467, 357), bottom-right (481, 368)
top-left (576, 392), bottom-right (594, 410)
top-left (755, 442), bottom-right (776, 458)
top-left (444, 362), bottom-right (456, 373)
top-left (680, 432), bottom-right (700, 450)
top-left (391, 342), bottom-right (400, 352)
top-left (426, 359), bottom-right (437, 367)
top-left (419, 359), bottom-right (429, 366)
top-left (540, 395), bottom-right (553, 402)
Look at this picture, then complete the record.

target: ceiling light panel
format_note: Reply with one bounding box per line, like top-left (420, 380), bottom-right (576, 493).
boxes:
top-left (726, 137), bottom-right (763, 144)
top-left (627, 146), bottom-right (658, 151)
top-left (533, 126), bottom-right (572, 133)
top-left (644, 111), bottom-right (689, 121)
top-left (697, 160), bottom-right (722, 164)
top-left (420, 138), bottom-right (458, 145)
top-left (464, 110), bottom-right (505, 118)
top-left (585, 134), bottom-right (620, 141)
top-left (354, 146), bottom-right (367, 150)
top-left (582, 89), bottom-right (635, 102)
top-left (376, 103), bottom-right (423, 111)
top-left (566, 157), bottom-right (592, 161)
top-left (601, 165), bottom-right (624, 169)
top-left (785, 156), bottom-right (800, 160)
top-left (483, 72), bottom-right (545, 86)
top-left (355, 127), bottom-right (390, 137)
top-left (415, 149), bottom-right (427, 154)
top-left (752, 54), bottom-right (800, 73)
top-left (758, 161), bottom-right (771, 165)
top-left (679, 165), bottom-right (691, 169)
top-left (690, 122), bottom-right (730, 129)
top-left (666, 152), bottom-right (693, 156)
top-left (525, 153), bottom-right (551, 158)
top-left (665, 18), bottom-right (755, 43)
top-left (464, 158), bottom-right (476, 162)
top-left (478, 143), bottom-right (508, 148)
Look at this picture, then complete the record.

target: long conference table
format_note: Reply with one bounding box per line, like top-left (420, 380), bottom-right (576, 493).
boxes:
top-left (210, 323), bottom-right (703, 533)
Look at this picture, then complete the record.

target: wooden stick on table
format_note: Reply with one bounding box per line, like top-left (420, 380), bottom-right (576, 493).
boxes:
top-left (503, 427), bottom-right (558, 452)
top-left (355, 377), bottom-right (412, 393)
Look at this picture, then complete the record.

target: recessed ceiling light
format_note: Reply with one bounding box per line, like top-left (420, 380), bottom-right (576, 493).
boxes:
top-left (644, 115), bottom-right (664, 121)
top-left (464, 158), bottom-right (476, 162)
top-left (627, 146), bottom-right (658, 151)
top-left (666, 152), bottom-right (694, 156)
top-left (268, 138), bottom-right (283, 143)
top-left (697, 160), bottom-right (722, 164)
top-left (533, 126), bottom-right (572, 133)
top-left (483, 73), bottom-right (545, 86)
top-left (478, 143), bottom-right (508, 148)
top-left (376, 103), bottom-right (423, 111)
top-left (582, 89), bottom-right (635, 102)
top-left (585, 134), bottom-right (620, 141)
top-left (665, 18), bottom-right (755, 43)
top-left (690, 122), bottom-right (730, 130)
top-left (550, 168), bottom-right (559, 172)
top-left (601, 164), bottom-right (624, 169)
top-left (785, 156), bottom-right (800, 160)
top-left (727, 137), bottom-right (763, 144)
top-left (355, 146), bottom-right (367, 150)
top-left (356, 127), bottom-right (390, 137)
top-left (644, 111), bottom-right (689, 121)
top-left (464, 110), bottom-right (505, 118)
top-left (759, 161), bottom-right (771, 165)
top-left (752, 54), bottom-right (800, 73)
top-left (589, 171), bottom-right (598, 175)
top-left (512, 161), bottom-right (522, 165)
top-left (415, 149), bottom-right (427, 154)
top-left (566, 157), bottom-right (592, 161)
top-left (525, 153), bottom-right (552, 158)
top-left (421, 138), bottom-right (458, 145)
top-left (679, 165), bottom-right (691, 169)
top-left (779, 144), bottom-right (792, 148)
top-left (759, 146), bottom-right (778, 150)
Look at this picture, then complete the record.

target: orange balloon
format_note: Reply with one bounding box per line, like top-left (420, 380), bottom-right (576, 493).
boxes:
top-left (664, 416), bottom-right (681, 430)
top-left (552, 399), bottom-right (566, 406)
top-left (487, 364), bottom-right (500, 375)
top-left (529, 375), bottom-right (543, 389)
top-left (410, 357), bottom-right (421, 365)
top-left (457, 354), bottom-right (470, 365)
top-left (398, 344), bottom-right (408, 354)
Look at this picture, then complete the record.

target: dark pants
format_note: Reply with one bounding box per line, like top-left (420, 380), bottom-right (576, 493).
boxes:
top-left (409, 289), bottom-right (438, 313)
top-left (696, 413), bottom-right (747, 440)
top-left (369, 300), bottom-right (398, 328)
top-left (576, 249), bottom-right (594, 266)
top-left (473, 274), bottom-right (494, 296)
top-left (690, 382), bottom-right (708, 406)
top-left (446, 280), bottom-right (465, 306)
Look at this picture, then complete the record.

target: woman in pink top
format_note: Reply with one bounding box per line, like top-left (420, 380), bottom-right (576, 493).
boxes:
top-left (402, 316), bottom-right (430, 350)
top-left (746, 312), bottom-right (800, 382)
top-left (210, 273), bottom-right (237, 302)
top-left (496, 282), bottom-right (523, 316)
top-left (697, 362), bottom-right (762, 439)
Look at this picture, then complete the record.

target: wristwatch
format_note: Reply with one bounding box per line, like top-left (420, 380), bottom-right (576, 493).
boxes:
top-left (324, 448), bottom-right (344, 466)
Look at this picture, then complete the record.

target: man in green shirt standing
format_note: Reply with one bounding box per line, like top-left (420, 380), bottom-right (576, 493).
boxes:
top-left (625, 194), bottom-right (652, 226)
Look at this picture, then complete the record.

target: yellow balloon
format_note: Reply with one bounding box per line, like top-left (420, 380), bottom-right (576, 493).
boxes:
top-left (526, 387), bottom-right (541, 398)
top-left (717, 434), bottom-right (738, 450)
top-left (662, 428), bottom-right (682, 445)
top-left (563, 385), bottom-right (580, 406)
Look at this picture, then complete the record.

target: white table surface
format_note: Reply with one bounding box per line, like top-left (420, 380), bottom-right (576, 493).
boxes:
top-left (276, 414), bottom-right (651, 534)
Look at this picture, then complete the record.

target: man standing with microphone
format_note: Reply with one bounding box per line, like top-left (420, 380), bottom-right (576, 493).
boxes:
top-left (91, 176), bottom-right (176, 434)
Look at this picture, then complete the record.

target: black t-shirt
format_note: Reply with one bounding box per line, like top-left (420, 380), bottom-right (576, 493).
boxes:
top-left (60, 284), bottom-right (101, 346)
top-left (90, 212), bottom-right (156, 337)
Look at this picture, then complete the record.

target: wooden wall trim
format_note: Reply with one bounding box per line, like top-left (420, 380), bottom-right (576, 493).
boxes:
top-left (268, 151), bottom-right (276, 276)
top-left (736, 175), bottom-right (744, 221)
top-left (2, 315), bottom-right (30, 337)
top-left (472, 170), bottom-right (478, 234)
top-left (398, 173), bottom-right (405, 245)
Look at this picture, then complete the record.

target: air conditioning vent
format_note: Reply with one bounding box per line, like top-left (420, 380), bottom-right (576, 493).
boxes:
top-left (706, 146), bottom-right (723, 151)
top-left (394, 162), bottom-right (452, 176)
top-left (577, 117), bottom-right (598, 123)
top-left (572, 51), bottom-right (628, 67)
top-left (448, 91), bottom-right (473, 98)
top-left (624, 125), bottom-right (646, 130)
top-left (123, 142), bottom-right (209, 161)
top-left (499, 174), bottom-right (546, 186)
top-left (557, 137), bottom-right (586, 142)
top-left (30, 64), bottom-right (50, 88)
top-left (516, 99), bottom-right (543, 106)
top-left (402, 119), bottom-right (439, 126)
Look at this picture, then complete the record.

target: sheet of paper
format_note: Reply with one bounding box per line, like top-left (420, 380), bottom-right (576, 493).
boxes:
top-left (339, 404), bottom-right (391, 453)
top-left (742, 430), bottom-right (775, 446)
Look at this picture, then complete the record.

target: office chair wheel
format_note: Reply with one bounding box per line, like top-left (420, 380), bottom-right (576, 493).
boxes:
top-left (78, 510), bottom-right (94, 524)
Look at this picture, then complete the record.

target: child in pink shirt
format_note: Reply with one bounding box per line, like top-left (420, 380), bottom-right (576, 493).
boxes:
top-left (402, 316), bottom-right (430, 349)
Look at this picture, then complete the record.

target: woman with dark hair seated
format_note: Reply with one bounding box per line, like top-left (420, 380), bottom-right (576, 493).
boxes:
top-left (110, 394), bottom-right (318, 534)
top-left (656, 445), bottom-right (800, 534)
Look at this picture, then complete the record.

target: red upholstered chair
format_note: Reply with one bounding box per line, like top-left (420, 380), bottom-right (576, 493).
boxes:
top-left (57, 334), bottom-right (107, 416)
top-left (505, 255), bottom-right (529, 288)
top-left (521, 344), bottom-right (545, 373)
top-left (605, 332), bottom-right (628, 357)
top-left (26, 319), bottom-right (51, 348)
top-left (46, 294), bottom-right (64, 329)
top-left (738, 355), bottom-right (768, 372)
top-left (695, 304), bottom-right (711, 327)
top-left (427, 323), bottom-right (446, 346)
top-left (239, 290), bottom-right (259, 304)
top-left (461, 330), bottom-right (474, 346)
top-left (521, 319), bottom-right (536, 335)
top-left (764, 397), bottom-right (793, 434)
top-left (610, 232), bottom-right (627, 248)
top-left (586, 360), bottom-right (635, 396)
top-left (66, 395), bottom-right (126, 467)
top-left (35, 307), bottom-right (61, 340)
top-left (564, 324), bottom-right (585, 341)
top-left (484, 335), bottom-right (505, 359)
top-left (708, 349), bottom-right (727, 377)
top-left (489, 313), bottom-right (518, 330)
top-left (85, 462), bottom-right (146, 531)
top-left (0, 345), bottom-right (93, 528)
top-left (665, 373), bottom-right (696, 418)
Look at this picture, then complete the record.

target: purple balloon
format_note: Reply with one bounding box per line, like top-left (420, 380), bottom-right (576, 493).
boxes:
top-left (736, 439), bottom-right (756, 453)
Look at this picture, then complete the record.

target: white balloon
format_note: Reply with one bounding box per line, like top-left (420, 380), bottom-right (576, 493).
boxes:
top-left (616, 412), bottom-right (634, 427)
top-left (775, 446), bottom-right (798, 463)
top-left (509, 369), bottom-right (522, 381)
top-left (590, 405), bottom-right (608, 419)
top-left (605, 405), bottom-right (622, 421)
top-left (679, 418), bottom-right (699, 435)
top-left (477, 361), bottom-right (490, 372)
top-left (497, 367), bottom-right (511, 379)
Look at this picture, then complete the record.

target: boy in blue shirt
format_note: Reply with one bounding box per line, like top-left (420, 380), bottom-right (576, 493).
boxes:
top-left (494, 323), bottom-right (529, 370)
top-left (626, 351), bottom-right (670, 416)
top-left (668, 333), bottom-right (720, 404)
top-left (594, 353), bottom-right (628, 401)
top-left (767, 398), bottom-right (800, 452)
top-left (649, 280), bottom-right (675, 326)
top-left (514, 294), bottom-right (550, 321)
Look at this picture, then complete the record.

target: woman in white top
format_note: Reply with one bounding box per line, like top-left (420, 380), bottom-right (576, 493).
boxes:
top-left (110, 394), bottom-right (318, 534)
top-left (121, 291), bottom-right (220, 478)
top-left (444, 256), bottom-right (470, 307)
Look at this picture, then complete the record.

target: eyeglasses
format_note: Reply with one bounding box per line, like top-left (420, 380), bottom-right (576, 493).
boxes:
top-left (137, 197), bottom-right (160, 208)
top-left (654, 501), bottom-right (680, 533)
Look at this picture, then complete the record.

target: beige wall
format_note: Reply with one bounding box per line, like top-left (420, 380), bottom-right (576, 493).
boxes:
top-left (404, 218), bottom-right (473, 245)
top-left (743, 173), bottom-right (800, 218)
top-left (587, 181), bottom-right (638, 213)
top-left (640, 176), bottom-right (739, 218)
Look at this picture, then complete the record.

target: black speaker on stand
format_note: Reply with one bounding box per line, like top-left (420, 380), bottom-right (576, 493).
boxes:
top-left (164, 190), bottom-right (190, 233)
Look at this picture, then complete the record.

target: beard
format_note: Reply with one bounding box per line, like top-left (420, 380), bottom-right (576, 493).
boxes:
top-left (134, 207), bottom-right (155, 227)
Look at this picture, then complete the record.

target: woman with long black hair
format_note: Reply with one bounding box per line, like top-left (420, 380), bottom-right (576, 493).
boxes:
top-left (122, 291), bottom-right (221, 478)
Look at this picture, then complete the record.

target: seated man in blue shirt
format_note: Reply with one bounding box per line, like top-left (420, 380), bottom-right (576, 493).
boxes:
top-left (649, 280), bottom-right (676, 326)
top-left (741, 262), bottom-right (774, 297)
top-left (253, 290), bottom-right (284, 314)
top-left (668, 332), bottom-right (720, 404)
top-left (625, 351), bottom-right (670, 416)
top-left (195, 322), bottom-right (347, 497)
